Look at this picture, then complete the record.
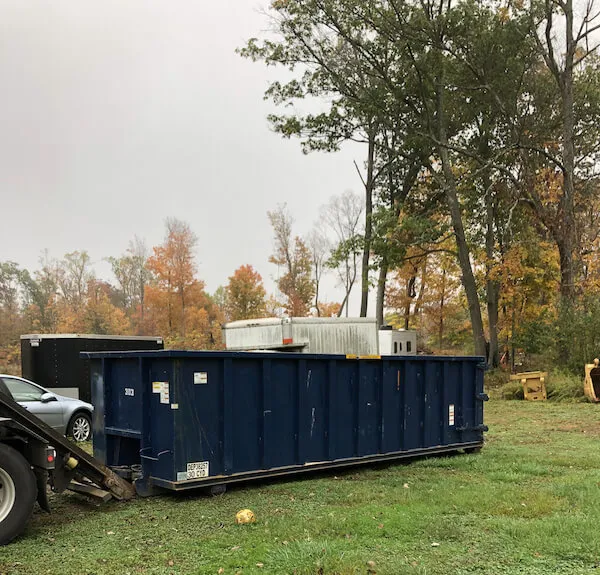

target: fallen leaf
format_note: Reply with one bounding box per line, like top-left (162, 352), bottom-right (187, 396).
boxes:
top-left (403, 483), bottom-right (410, 489)
top-left (256, 563), bottom-right (264, 568)
top-left (230, 546), bottom-right (241, 551)
top-left (431, 542), bottom-right (440, 547)
top-left (367, 560), bottom-right (376, 568)
top-left (107, 531), bottom-right (115, 535)
top-left (218, 568), bottom-right (224, 574)
top-left (378, 524), bottom-right (384, 529)
top-left (168, 560), bottom-right (174, 567)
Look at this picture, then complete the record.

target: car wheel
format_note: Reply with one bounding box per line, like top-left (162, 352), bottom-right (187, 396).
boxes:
top-left (0, 443), bottom-right (37, 545)
top-left (68, 412), bottom-right (92, 442)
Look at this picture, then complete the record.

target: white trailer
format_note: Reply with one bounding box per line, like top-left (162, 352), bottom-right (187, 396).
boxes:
top-left (222, 317), bottom-right (417, 356)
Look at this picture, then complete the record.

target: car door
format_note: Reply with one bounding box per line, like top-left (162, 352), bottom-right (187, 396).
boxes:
top-left (2, 377), bottom-right (65, 430)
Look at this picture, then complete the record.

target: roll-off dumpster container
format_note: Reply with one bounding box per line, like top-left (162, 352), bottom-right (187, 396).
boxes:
top-left (84, 350), bottom-right (487, 495)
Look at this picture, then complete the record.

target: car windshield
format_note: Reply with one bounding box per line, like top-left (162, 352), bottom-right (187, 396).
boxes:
top-left (2, 378), bottom-right (44, 402)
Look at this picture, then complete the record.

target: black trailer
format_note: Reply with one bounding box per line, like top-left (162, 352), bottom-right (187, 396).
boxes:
top-left (20, 334), bottom-right (163, 403)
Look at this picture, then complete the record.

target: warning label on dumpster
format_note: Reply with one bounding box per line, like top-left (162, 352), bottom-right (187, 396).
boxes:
top-left (194, 372), bottom-right (208, 385)
top-left (186, 461), bottom-right (209, 479)
top-left (449, 404), bottom-right (455, 426)
top-left (152, 381), bottom-right (170, 404)
top-left (152, 381), bottom-right (166, 393)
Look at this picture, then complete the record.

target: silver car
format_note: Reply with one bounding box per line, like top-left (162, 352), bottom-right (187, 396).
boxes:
top-left (0, 374), bottom-right (93, 442)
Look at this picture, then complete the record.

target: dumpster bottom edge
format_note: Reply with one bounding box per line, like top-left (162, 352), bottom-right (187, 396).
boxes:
top-left (148, 441), bottom-right (484, 492)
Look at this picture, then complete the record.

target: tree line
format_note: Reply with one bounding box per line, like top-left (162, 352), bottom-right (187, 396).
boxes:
top-left (3, 0), bottom-right (600, 374)
top-left (237, 0), bottom-right (600, 371)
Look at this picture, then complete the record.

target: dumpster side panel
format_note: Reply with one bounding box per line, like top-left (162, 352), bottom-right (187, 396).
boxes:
top-left (330, 360), bottom-right (357, 460)
top-left (265, 359), bottom-right (298, 469)
top-left (145, 359), bottom-right (176, 481)
top-left (88, 351), bottom-right (486, 492)
top-left (91, 357), bottom-right (145, 468)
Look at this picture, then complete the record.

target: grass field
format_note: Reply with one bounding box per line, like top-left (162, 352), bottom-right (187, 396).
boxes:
top-left (1, 400), bottom-right (600, 575)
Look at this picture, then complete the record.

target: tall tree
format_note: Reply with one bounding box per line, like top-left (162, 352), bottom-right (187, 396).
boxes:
top-left (531, 0), bottom-right (600, 302)
top-left (226, 265), bottom-right (267, 321)
top-left (268, 205), bottom-right (315, 316)
top-left (321, 191), bottom-right (364, 317)
top-left (146, 218), bottom-right (198, 336)
top-left (57, 251), bottom-right (94, 310)
top-left (108, 236), bottom-right (151, 329)
top-left (307, 227), bottom-right (330, 316)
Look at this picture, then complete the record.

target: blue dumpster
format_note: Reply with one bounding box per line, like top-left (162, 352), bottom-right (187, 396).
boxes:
top-left (84, 351), bottom-right (487, 494)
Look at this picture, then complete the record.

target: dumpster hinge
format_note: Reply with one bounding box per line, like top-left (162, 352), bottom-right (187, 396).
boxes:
top-left (476, 393), bottom-right (489, 402)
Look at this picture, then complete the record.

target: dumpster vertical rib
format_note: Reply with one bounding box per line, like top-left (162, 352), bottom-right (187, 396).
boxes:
top-left (354, 360), bottom-right (361, 457)
top-left (260, 359), bottom-right (270, 470)
top-left (476, 361), bottom-right (485, 433)
top-left (459, 360), bottom-right (465, 435)
top-left (377, 361), bottom-right (384, 454)
top-left (442, 361), bottom-right (449, 445)
top-left (223, 358), bottom-right (233, 474)
top-left (93, 357), bottom-right (107, 464)
top-left (327, 359), bottom-right (336, 461)
top-left (420, 361), bottom-right (427, 448)
top-left (399, 362), bottom-right (405, 451)
top-left (296, 359), bottom-right (306, 464)
top-left (139, 357), bottom-right (148, 459)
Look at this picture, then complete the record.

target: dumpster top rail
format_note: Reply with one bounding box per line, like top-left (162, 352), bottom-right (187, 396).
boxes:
top-left (82, 349), bottom-right (486, 362)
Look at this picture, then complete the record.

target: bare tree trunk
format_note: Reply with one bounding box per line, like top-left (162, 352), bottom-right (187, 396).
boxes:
top-left (414, 260), bottom-right (427, 316)
top-left (484, 173), bottom-right (500, 368)
top-left (180, 288), bottom-right (186, 337)
top-left (435, 81), bottom-right (487, 358)
top-left (360, 127), bottom-right (376, 317)
top-left (376, 258), bottom-right (388, 328)
top-left (439, 268), bottom-right (446, 351)
top-left (559, 70), bottom-right (576, 303)
top-left (404, 276), bottom-right (411, 330)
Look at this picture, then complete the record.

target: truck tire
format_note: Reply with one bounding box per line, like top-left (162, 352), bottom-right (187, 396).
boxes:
top-left (0, 443), bottom-right (37, 545)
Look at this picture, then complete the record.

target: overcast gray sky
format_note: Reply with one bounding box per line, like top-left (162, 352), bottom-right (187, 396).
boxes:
top-left (0, 0), bottom-right (365, 309)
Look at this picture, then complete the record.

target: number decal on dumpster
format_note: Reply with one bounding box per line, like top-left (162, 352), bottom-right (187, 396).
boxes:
top-left (186, 461), bottom-right (209, 479)
top-left (124, 387), bottom-right (135, 397)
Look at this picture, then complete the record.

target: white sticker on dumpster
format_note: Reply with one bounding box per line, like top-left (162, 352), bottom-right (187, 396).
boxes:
top-left (159, 382), bottom-right (170, 404)
top-left (152, 381), bottom-right (166, 394)
top-left (194, 372), bottom-right (208, 385)
top-left (449, 404), bottom-right (455, 426)
top-left (186, 461), bottom-right (209, 479)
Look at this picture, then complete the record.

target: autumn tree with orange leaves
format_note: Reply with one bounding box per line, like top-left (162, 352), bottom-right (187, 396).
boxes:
top-left (144, 219), bottom-right (223, 349)
top-left (226, 265), bottom-right (267, 321)
top-left (268, 205), bottom-right (315, 317)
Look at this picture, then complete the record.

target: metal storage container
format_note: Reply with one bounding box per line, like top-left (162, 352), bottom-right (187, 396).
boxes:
top-left (223, 317), bottom-right (417, 356)
top-left (85, 350), bottom-right (487, 495)
top-left (21, 334), bottom-right (164, 403)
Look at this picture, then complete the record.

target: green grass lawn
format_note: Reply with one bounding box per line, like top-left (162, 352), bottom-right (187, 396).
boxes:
top-left (1, 400), bottom-right (600, 575)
